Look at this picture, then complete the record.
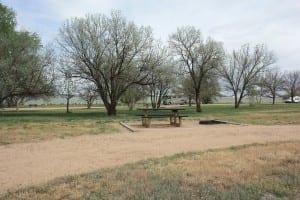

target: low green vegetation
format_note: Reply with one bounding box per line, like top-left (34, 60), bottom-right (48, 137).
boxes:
top-left (0, 103), bottom-right (300, 145)
top-left (2, 141), bottom-right (299, 199)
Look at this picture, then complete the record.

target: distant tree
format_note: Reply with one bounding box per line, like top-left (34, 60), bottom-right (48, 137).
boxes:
top-left (148, 65), bottom-right (175, 109)
top-left (0, 3), bottom-right (56, 109)
top-left (220, 44), bottom-right (276, 108)
top-left (58, 11), bottom-right (154, 115)
top-left (282, 71), bottom-right (300, 102)
top-left (79, 82), bottom-right (98, 109)
top-left (180, 76), bottom-right (194, 106)
top-left (169, 26), bottom-right (224, 112)
top-left (120, 85), bottom-right (145, 111)
top-left (142, 44), bottom-right (176, 109)
top-left (260, 68), bottom-right (284, 104)
top-left (61, 70), bottom-right (76, 113)
top-left (181, 72), bottom-right (220, 105)
top-left (201, 73), bottom-right (221, 104)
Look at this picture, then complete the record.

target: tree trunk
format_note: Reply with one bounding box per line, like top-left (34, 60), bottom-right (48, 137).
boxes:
top-left (106, 98), bottom-right (117, 116)
top-left (128, 101), bottom-right (134, 111)
top-left (66, 97), bottom-right (70, 113)
top-left (235, 102), bottom-right (240, 108)
top-left (87, 97), bottom-right (93, 109)
top-left (107, 105), bottom-right (117, 115)
top-left (188, 95), bottom-right (192, 107)
top-left (272, 96), bottom-right (276, 104)
top-left (195, 91), bottom-right (202, 112)
top-left (16, 99), bottom-right (20, 112)
top-left (234, 94), bottom-right (240, 109)
top-left (87, 101), bottom-right (92, 109)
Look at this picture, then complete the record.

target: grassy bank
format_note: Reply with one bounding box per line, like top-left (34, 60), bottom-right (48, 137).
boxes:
top-left (2, 141), bottom-right (299, 199)
top-left (0, 103), bottom-right (300, 145)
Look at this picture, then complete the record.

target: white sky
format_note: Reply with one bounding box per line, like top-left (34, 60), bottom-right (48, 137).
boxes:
top-left (2, 0), bottom-right (300, 71)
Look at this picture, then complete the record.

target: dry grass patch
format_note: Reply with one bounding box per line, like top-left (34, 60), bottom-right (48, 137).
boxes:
top-left (223, 112), bottom-right (300, 125)
top-left (2, 141), bottom-right (299, 199)
top-left (0, 121), bottom-right (119, 145)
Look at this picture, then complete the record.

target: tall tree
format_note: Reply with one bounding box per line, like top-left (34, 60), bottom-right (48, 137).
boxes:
top-left (169, 26), bottom-right (224, 112)
top-left (260, 68), bottom-right (284, 104)
top-left (0, 3), bottom-right (56, 107)
top-left (282, 71), bottom-right (300, 102)
top-left (58, 11), bottom-right (153, 115)
top-left (144, 44), bottom-right (175, 109)
top-left (220, 44), bottom-right (276, 108)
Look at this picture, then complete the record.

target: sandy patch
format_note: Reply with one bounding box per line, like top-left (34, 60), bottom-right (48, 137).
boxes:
top-left (0, 120), bottom-right (299, 194)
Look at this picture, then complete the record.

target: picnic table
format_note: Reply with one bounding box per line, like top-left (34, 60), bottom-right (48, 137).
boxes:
top-left (137, 107), bottom-right (187, 128)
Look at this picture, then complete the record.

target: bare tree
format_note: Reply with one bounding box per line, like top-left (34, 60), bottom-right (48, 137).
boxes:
top-left (120, 85), bottom-right (145, 111)
top-left (283, 71), bottom-right (300, 102)
top-left (143, 44), bottom-right (176, 109)
top-left (61, 71), bottom-right (76, 113)
top-left (220, 44), bottom-right (276, 108)
top-left (181, 72), bottom-right (220, 105)
top-left (169, 26), bottom-right (224, 112)
top-left (79, 82), bottom-right (98, 109)
top-left (260, 67), bottom-right (284, 104)
top-left (58, 11), bottom-right (153, 115)
top-left (148, 65), bottom-right (175, 109)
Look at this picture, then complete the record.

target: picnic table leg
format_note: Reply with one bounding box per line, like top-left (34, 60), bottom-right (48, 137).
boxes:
top-left (146, 118), bottom-right (151, 128)
top-left (169, 115), bottom-right (174, 125)
top-left (142, 117), bottom-right (151, 128)
top-left (142, 117), bottom-right (145, 126)
top-left (175, 116), bottom-right (182, 127)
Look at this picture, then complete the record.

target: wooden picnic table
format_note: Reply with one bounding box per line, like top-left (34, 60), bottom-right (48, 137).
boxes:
top-left (137, 107), bottom-right (186, 127)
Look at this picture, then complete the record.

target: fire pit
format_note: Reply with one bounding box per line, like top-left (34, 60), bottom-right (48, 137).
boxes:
top-left (199, 120), bottom-right (228, 125)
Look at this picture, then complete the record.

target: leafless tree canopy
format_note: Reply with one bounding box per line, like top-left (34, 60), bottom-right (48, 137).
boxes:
top-left (260, 68), bottom-right (284, 104)
top-left (79, 82), bottom-right (98, 109)
top-left (220, 44), bottom-right (276, 108)
top-left (169, 26), bottom-right (224, 112)
top-left (58, 11), bottom-right (154, 115)
top-left (143, 43), bottom-right (176, 109)
top-left (283, 71), bottom-right (300, 102)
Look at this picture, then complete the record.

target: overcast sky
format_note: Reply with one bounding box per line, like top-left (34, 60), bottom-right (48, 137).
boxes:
top-left (2, 0), bottom-right (300, 71)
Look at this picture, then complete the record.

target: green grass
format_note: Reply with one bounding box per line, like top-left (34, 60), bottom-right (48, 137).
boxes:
top-left (0, 103), bottom-right (299, 145)
top-left (1, 103), bottom-right (299, 124)
top-left (187, 103), bottom-right (300, 125)
top-left (2, 141), bottom-right (299, 199)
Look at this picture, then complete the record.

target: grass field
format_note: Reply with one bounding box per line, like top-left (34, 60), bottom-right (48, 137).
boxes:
top-left (2, 141), bottom-right (299, 199)
top-left (1, 103), bottom-right (300, 145)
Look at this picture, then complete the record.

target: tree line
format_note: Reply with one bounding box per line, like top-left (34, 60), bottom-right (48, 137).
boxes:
top-left (1, 4), bottom-right (299, 115)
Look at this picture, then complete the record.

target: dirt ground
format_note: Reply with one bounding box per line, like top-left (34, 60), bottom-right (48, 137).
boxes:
top-left (0, 120), bottom-right (300, 195)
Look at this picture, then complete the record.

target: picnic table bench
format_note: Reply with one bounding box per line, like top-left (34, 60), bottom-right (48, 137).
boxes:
top-left (137, 108), bottom-right (187, 128)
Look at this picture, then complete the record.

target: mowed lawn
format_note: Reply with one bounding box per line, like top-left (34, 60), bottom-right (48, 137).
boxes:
top-left (0, 103), bottom-right (300, 145)
top-left (0, 103), bottom-right (300, 199)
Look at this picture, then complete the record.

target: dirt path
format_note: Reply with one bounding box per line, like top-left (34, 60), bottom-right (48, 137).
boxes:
top-left (0, 121), bottom-right (299, 194)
